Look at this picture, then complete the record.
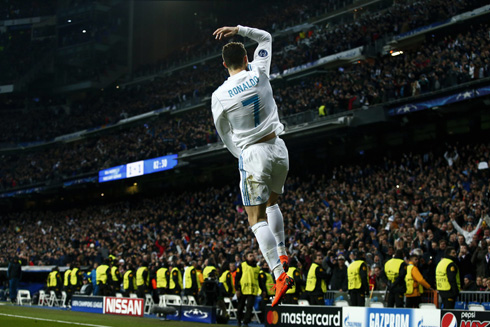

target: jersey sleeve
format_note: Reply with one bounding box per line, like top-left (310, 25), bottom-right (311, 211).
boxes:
top-left (237, 25), bottom-right (272, 78)
top-left (211, 93), bottom-right (241, 158)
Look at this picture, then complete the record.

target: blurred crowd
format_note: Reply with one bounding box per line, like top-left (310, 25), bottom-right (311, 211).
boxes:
top-left (2, 141), bottom-right (490, 298)
top-left (1, 0), bottom-right (488, 145)
top-left (1, 22), bottom-right (489, 190)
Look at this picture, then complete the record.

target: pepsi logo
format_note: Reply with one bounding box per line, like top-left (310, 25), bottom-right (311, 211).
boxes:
top-left (441, 313), bottom-right (457, 327)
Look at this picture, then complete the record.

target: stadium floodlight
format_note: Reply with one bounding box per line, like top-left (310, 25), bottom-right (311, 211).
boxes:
top-left (390, 50), bottom-right (403, 56)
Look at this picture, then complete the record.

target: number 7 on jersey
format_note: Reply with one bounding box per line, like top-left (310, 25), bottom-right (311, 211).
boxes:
top-left (241, 94), bottom-right (260, 127)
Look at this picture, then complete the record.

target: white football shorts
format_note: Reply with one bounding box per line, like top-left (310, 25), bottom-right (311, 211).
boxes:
top-left (239, 136), bottom-right (289, 206)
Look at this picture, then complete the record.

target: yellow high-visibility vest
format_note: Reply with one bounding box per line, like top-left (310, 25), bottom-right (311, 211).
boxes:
top-left (219, 270), bottom-right (234, 294)
top-left (306, 263), bottom-right (327, 293)
top-left (405, 264), bottom-right (423, 295)
top-left (348, 260), bottom-right (367, 290)
top-left (286, 267), bottom-right (297, 294)
top-left (203, 266), bottom-right (217, 280)
top-left (169, 267), bottom-right (183, 291)
top-left (184, 266), bottom-right (201, 290)
top-left (123, 270), bottom-right (136, 291)
top-left (136, 267), bottom-right (149, 287)
top-left (96, 265), bottom-right (109, 284)
top-left (64, 269), bottom-right (72, 287)
top-left (260, 270), bottom-right (275, 296)
top-left (384, 258), bottom-right (404, 283)
top-left (111, 266), bottom-right (119, 282)
top-left (240, 262), bottom-right (259, 295)
top-left (156, 268), bottom-right (168, 288)
top-left (70, 267), bottom-right (79, 286)
top-left (47, 272), bottom-right (55, 287)
top-left (436, 258), bottom-right (460, 291)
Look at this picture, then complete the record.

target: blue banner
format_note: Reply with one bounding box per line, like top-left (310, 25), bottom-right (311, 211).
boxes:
top-left (395, 20), bottom-right (450, 40)
top-left (71, 295), bottom-right (104, 314)
top-left (475, 85), bottom-right (490, 97)
top-left (389, 90), bottom-right (476, 116)
top-left (181, 305), bottom-right (216, 324)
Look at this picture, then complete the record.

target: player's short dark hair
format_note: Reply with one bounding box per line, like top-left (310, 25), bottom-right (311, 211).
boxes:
top-left (222, 42), bottom-right (246, 70)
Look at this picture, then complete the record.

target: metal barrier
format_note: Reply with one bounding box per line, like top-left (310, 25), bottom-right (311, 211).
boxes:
top-left (324, 289), bottom-right (438, 307)
top-left (459, 291), bottom-right (490, 304)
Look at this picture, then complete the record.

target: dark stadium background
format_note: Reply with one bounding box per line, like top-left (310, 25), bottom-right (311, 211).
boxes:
top-left (1, 0), bottom-right (490, 316)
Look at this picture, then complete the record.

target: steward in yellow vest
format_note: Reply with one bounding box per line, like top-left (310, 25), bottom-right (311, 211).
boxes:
top-left (284, 258), bottom-right (304, 304)
top-left (306, 253), bottom-right (328, 305)
top-left (96, 259), bottom-right (112, 296)
top-left (235, 252), bottom-right (259, 327)
top-left (111, 263), bottom-right (122, 294)
top-left (136, 262), bottom-right (150, 298)
top-left (168, 263), bottom-right (183, 295)
top-left (258, 262), bottom-right (274, 323)
top-left (63, 267), bottom-right (72, 291)
top-left (384, 250), bottom-right (407, 308)
top-left (184, 261), bottom-right (200, 299)
top-left (70, 264), bottom-right (83, 292)
top-left (436, 247), bottom-right (460, 309)
top-left (219, 266), bottom-right (234, 297)
top-left (405, 254), bottom-right (432, 308)
top-left (203, 264), bottom-right (218, 280)
top-left (347, 251), bottom-right (369, 306)
top-left (156, 263), bottom-right (169, 295)
top-left (123, 266), bottom-right (136, 297)
top-left (48, 267), bottom-right (61, 295)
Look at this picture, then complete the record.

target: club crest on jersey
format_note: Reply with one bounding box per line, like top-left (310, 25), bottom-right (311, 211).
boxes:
top-left (258, 49), bottom-right (268, 57)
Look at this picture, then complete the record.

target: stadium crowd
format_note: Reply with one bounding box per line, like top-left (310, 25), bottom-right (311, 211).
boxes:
top-left (2, 140), bottom-right (490, 305)
top-left (1, 0), bottom-right (488, 145)
top-left (1, 21), bottom-right (489, 190)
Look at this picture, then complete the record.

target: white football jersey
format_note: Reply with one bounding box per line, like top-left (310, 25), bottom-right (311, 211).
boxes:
top-left (211, 25), bottom-right (284, 158)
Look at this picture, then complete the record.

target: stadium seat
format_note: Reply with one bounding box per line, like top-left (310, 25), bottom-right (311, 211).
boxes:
top-left (164, 295), bottom-right (182, 306)
top-left (482, 302), bottom-right (490, 310)
top-left (130, 293), bottom-right (138, 298)
top-left (468, 304), bottom-right (485, 311)
top-left (48, 291), bottom-right (61, 307)
top-left (115, 293), bottom-right (123, 298)
top-left (298, 299), bottom-right (310, 306)
top-left (369, 302), bottom-right (384, 308)
top-left (335, 300), bottom-right (349, 307)
top-left (144, 293), bottom-right (155, 314)
top-left (455, 301), bottom-right (466, 309)
top-left (61, 291), bottom-right (67, 308)
top-left (38, 290), bottom-right (48, 306)
top-left (251, 296), bottom-right (261, 323)
top-left (224, 297), bottom-right (237, 320)
top-left (159, 295), bottom-right (166, 306)
top-left (186, 295), bottom-right (198, 306)
top-left (419, 303), bottom-right (437, 309)
top-left (16, 290), bottom-right (31, 306)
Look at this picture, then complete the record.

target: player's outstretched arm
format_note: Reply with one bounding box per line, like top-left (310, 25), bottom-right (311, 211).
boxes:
top-left (213, 26), bottom-right (239, 40)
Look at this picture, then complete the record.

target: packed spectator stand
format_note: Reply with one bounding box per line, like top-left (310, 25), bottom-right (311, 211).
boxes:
top-left (1, 0), bottom-right (490, 312)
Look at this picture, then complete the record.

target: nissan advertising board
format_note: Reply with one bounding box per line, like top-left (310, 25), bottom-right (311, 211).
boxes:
top-left (103, 296), bottom-right (144, 317)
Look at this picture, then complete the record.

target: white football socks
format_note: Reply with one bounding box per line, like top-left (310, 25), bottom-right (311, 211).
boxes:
top-left (266, 204), bottom-right (287, 257)
top-left (252, 221), bottom-right (284, 279)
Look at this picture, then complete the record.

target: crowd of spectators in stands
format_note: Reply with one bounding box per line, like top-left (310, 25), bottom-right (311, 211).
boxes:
top-left (1, 0), bottom-right (488, 144)
top-left (1, 21), bottom-right (489, 190)
top-left (1, 141), bottom-right (490, 296)
top-left (0, 0), bottom-right (56, 20)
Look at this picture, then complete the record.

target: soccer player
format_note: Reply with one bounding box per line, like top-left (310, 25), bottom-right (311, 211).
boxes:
top-left (211, 25), bottom-right (293, 307)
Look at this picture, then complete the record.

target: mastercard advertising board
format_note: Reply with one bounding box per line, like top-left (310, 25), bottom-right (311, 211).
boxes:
top-left (441, 310), bottom-right (490, 327)
top-left (265, 304), bottom-right (342, 327)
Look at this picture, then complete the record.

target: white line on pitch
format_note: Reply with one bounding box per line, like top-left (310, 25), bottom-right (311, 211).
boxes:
top-left (0, 313), bottom-right (111, 327)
